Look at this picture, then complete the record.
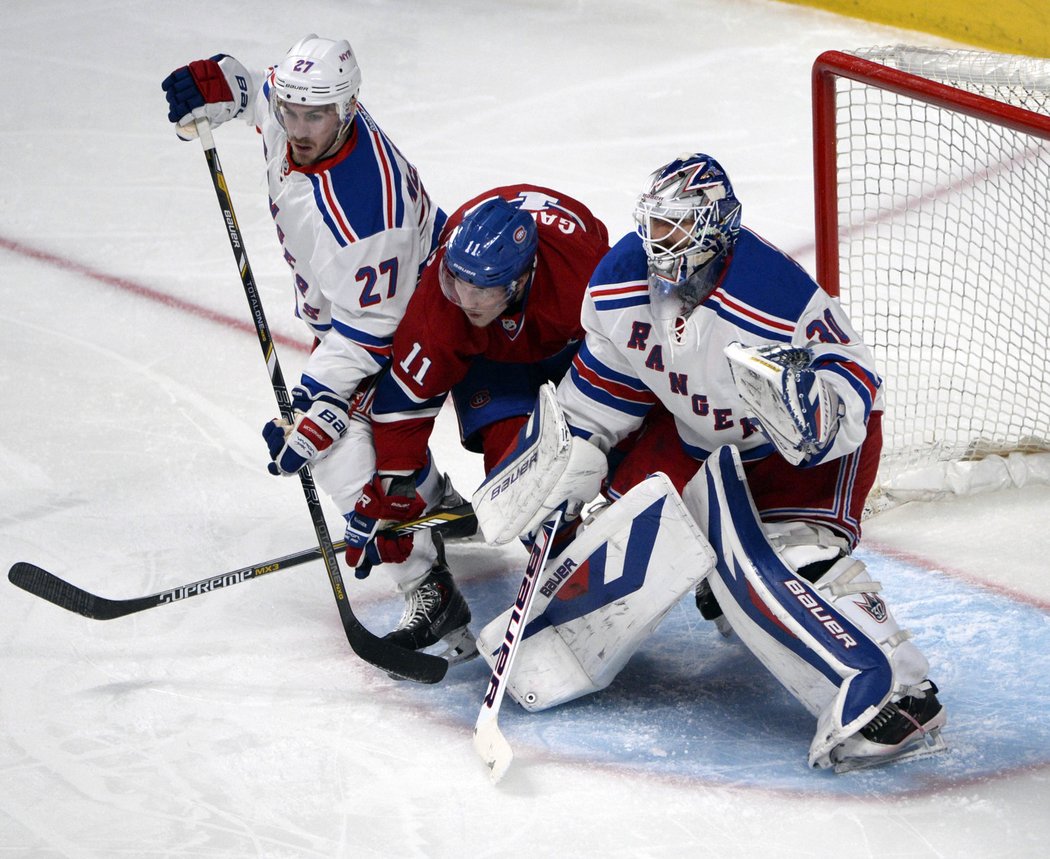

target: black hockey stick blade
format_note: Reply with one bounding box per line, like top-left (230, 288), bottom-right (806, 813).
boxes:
top-left (4, 506), bottom-right (474, 623)
top-left (8, 559), bottom-right (448, 682)
top-left (8, 562), bottom-right (156, 620)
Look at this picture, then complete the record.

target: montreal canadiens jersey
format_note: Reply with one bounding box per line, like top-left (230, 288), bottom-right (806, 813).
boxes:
top-left (370, 184), bottom-right (611, 473)
top-left (247, 73), bottom-right (444, 398)
top-left (558, 228), bottom-right (884, 467)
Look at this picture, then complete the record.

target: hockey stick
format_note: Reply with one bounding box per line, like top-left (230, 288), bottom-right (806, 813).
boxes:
top-left (193, 116), bottom-right (445, 683)
top-left (6, 503), bottom-right (475, 621)
top-left (473, 508), bottom-right (564, 784)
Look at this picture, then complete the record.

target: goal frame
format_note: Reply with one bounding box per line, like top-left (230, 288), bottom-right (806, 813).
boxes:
top-left (811, 49), bottom-right (1050, 298)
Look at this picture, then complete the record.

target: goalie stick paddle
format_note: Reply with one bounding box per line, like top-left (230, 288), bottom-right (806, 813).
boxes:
top-left (192, 115), bottom-right (445, 684)
top-left (6, 504), bottom-right (475, 621)
top-left (473, 508), bottom-right (564, 784)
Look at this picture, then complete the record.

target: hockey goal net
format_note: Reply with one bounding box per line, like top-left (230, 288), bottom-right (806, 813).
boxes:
top-left (812, 46), bottom-right (1050, 512)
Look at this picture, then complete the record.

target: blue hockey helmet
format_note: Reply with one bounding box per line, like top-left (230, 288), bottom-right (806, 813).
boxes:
top-left (634, 153), bottom-right (742, 319)
top-left (440, 197), bottom-right (538, 325)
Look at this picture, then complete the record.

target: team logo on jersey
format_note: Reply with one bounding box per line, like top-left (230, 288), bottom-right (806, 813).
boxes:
top-left (853, 592), bottom-right (888, 623)
top-left (501, 318), bottom-right (518, 332)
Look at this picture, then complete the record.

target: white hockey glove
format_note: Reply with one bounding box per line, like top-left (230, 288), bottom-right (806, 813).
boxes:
top-left (162, 54), bottom-right (252, 140)
top-left (262, 385), bottom-right (351, 475)
top-left (725, 341), bottom-right (842, 466)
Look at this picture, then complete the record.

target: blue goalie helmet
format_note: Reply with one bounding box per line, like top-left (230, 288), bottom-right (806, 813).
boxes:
top-left (440, 197), bottom-right (538, 321)
top-left (634, 153), bottom-right (743, 319)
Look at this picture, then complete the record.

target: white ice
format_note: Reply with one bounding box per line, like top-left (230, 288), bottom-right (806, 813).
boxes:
top-left (2, 2), bottom-right (1049, 857)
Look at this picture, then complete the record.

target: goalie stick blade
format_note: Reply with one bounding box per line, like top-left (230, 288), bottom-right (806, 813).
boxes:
top-left (8, 563), bottom-right (152, 620)
top-left (471, 510), bottom-right (563, 782)
top-left (473, 719), bottom-right (514, 784)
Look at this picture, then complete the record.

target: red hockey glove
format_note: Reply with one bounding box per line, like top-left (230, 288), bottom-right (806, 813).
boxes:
top-left (343, 474), bottom-right (426, 569)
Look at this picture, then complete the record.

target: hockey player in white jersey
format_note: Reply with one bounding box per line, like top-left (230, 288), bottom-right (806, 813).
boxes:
top-left (477, 153), bottom-right (946, 771)
top-left (162, 36), bottom-right (475, 664)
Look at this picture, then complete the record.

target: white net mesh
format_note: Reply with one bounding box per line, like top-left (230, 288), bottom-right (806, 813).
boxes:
top-left (828, 46), bottom-right (1050, 508)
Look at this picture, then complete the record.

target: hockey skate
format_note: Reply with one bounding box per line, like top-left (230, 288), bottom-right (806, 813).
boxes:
top-left (694, 578), bottom-right (732, 638)
top-left (384, 559), bottom-right (478, 668)
top-left (434, 473), bottom-right (479, 541)
top-left (831, 680), bottom-right (947, 773)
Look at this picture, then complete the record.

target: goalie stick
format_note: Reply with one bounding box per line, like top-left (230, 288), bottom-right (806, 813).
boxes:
top-left (473, 508), bottom-right (563, 784)
top-left (193, 115), bottom-right (445, 684)
top-left (6, 503), bottom-right (475, 621)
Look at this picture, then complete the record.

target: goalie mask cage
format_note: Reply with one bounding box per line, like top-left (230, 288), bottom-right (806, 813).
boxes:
top-left (812, 46), bottom-right (1050, 510)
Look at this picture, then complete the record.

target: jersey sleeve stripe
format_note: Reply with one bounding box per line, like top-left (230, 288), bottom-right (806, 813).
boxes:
top-left (820, 356), bottom-right (881, 408)
top-left (569, 345), bottom-right (656, 416)
top-left (574, 341), bottom-right (653, 398)
top-left (330, 318), bottom-right (394, 359)
top-left (591, 280), bottom-right (650, 312)
top-left (568, 364), bottom-right (654, 417)
top-left (708, 288), bottom-right (795, 339)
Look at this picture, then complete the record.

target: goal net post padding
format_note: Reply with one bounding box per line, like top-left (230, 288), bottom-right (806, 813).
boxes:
top-left (811, 46), bottom-right (1050, 513)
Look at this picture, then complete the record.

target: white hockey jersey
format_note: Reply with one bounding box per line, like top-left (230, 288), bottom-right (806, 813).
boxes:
top-left (558, 229), bottom-right (884, 468)
top-left (241, 73), bottom-right (444, 398)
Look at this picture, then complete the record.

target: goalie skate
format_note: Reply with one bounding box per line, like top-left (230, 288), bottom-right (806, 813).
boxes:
top-left (830, 680), bottom-right (947, 773)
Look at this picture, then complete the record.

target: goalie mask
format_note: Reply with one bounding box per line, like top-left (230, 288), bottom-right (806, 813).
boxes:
top-left (634, 153), bottom-right (742, 320)
top-left (439, 197), bottom-right (538, 327)
top-left (270, 34), bottom-right (362, 137)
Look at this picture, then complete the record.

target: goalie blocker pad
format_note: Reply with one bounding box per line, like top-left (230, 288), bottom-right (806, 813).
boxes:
top-left (472, 382), bottom-right (607, 545)
top-left (682, 444), bottom-right (895, 767)
top-left (478, 473), bottom-right (715, 712)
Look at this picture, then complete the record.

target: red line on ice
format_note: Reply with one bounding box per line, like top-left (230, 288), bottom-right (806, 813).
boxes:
top-left (0, 234), bottom-right (309, 354)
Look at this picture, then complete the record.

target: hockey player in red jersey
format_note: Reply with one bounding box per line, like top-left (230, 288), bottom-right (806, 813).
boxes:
top-left (340, 185), bottom-right (610, 653)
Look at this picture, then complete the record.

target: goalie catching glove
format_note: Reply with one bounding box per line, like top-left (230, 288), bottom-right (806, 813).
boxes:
top-left (262, 384), bottom-right (351, 475)
top-left (725, 341), bottom-right (842, 466)
top-left (343, 473), bottom-right (427, 568)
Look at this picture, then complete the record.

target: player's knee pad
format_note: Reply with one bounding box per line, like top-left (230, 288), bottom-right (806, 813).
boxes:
top-left (477, 472), bottom-right (715, 711)
top-left (683, 445), bottom-right (920, 767)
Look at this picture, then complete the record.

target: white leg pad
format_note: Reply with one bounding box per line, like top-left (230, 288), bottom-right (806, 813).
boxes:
top-left (477, 473), bottom-right (715, 711)
top-left (683, 445), bottom-right (907, 768)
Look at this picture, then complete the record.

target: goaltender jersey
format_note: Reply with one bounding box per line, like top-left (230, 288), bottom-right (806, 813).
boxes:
top-left (371, 184), bottom-right (610, 474)
top-left (560, 227), bottom-right (884, 473)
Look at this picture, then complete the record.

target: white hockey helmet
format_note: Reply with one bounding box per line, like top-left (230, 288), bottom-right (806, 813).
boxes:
top-left (270, 34), bottom-right (362, 131)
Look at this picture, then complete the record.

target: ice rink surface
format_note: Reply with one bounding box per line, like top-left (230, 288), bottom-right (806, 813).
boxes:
top-left (2, 1), bottom-right (1049, 856)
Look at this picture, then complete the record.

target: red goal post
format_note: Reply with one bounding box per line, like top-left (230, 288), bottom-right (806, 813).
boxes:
top-left (811, 47), bottom-right (1050, 511)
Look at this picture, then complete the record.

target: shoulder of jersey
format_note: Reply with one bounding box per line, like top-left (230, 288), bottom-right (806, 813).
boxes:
top-left (586, 232), bottom-right (650, 313)
top-left (705, 228), bottom-right (820, 340)
top-left (309, 105), bottom-right (415, 244)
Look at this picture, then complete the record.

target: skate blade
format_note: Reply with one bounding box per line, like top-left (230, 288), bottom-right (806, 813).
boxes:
top-left (438, 625), bottom-right (480, 665)
top-left (833, 728), bottom-right (947, 774)
top-left (385, 626), bottom-right (478, 681)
